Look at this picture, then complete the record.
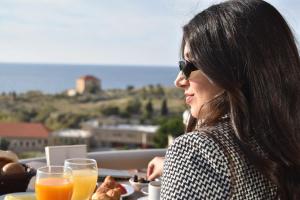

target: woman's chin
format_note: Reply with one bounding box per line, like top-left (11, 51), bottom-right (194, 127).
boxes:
top-left (190, 109), bottom-right (199, 119)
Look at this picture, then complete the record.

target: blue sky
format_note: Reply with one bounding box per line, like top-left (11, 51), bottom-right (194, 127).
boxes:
top-left (0, 0), bottom-right (298, 66)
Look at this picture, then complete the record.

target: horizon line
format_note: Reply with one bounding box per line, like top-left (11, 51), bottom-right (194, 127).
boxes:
top-left (0, 61), bottom-right (176, 68)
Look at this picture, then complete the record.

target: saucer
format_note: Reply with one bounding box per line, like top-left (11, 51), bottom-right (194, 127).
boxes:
top-left (141, 186), bottom-right (149, 195)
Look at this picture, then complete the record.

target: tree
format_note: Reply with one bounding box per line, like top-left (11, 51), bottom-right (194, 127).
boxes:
top-left (155, 84), bottom-right (165, 97)
top-left (145, 100), bottom-right (154, 118)
top-left (45, 112), bottom-right (88, 131)
top-left (148, 84), bottom-right (154, 94)
top-left (85, 85), bottom-right (100, 94)
top-left (126, 98), bottom-right (141, 115)
top-left (126, 85), bottom-right (134, 92)
top-left (0, 138), bottom-right (10, 150)
top-left (101, 106), bottom-right (120, 116)
top-left (161, 98), bottom-right (169, 116)
top-left (154, 116), bottom-right (184, 148)
top-left (34, 106), bottom-right (56, 122)
top-left (141, 87), bottom-right (147, 100)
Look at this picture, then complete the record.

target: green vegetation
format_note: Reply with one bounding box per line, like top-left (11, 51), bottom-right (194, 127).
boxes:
top-left (0, 85), bottom-right (186, 132)
top-left (18, 151), bottom-right (45, 159)
top-left (0, 138), bottom-right (10, 150)
top-left (154, 116), bottom-right (185, 148)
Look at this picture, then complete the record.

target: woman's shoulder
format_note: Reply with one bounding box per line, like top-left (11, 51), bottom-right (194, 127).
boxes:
top-left (171, 121), bottom-right (233, 153)
top-left (162, 123), bottom-right (232, 199)
top-left (168, 129), bottom-right (230, 169)
top-left (172, 130), bottom-right (218, 150)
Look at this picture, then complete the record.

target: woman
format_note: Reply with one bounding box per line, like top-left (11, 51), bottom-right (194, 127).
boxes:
top-left (147, 0), bottom-right (300, 199)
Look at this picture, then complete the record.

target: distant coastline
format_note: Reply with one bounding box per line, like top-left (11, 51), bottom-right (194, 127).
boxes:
top-left (0, 62), bottom-right (178, 94)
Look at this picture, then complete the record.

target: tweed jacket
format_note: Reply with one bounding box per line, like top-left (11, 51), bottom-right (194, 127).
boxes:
top-left (161, 119), bottom-right (277, 199)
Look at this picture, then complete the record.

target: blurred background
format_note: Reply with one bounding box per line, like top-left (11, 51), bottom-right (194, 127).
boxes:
top-left (0, 0), bottom-right (298, 158)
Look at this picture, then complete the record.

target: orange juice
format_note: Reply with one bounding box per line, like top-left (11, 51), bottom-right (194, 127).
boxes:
top-left (71, 169), bottom-right (97, 200)
top-left (35, 177), bottom-right (73, 200)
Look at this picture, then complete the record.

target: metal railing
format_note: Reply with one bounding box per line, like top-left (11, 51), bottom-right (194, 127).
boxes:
top-left (21, 148), bottom-right (166, 170)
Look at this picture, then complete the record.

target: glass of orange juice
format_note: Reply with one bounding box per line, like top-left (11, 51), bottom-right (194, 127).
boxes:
top-left (64, 158), bottom-right (98, 200)
top-left (35, 166), bottom-right (73, 200)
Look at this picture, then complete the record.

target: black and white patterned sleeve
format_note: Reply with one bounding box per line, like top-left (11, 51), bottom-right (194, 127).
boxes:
top-left (161, 132), bottom-right (231, 200)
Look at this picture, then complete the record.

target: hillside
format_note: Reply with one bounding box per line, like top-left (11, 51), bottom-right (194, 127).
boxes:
top-left (0, 85), bottom-right (186, 131)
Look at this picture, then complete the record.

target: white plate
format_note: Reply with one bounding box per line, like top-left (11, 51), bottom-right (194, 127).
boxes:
top-left (0, 185), bottom-right (133, 200)
top-left (121, 183), bottom-right (134, 198)
top-left (0, 192), bottom-right (35, 200)
top-left (141, 186), bottom-right (149, 195)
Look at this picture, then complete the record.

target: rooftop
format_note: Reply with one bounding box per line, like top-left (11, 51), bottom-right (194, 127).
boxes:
top-left (79, 75), bottom-right (99, 81)
top-left (0, 122), bottom-right (49, 138)
top-left (52, 129), bottom-right (91, 138)
top-left (101, 124), bottom-right (158, 133)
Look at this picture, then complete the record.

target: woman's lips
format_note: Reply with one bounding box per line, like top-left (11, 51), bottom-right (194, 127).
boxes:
top-left (185, 94), bottom-right (194, 104)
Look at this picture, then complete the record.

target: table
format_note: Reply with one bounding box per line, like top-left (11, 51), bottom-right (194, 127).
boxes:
top-left (26, 161), bottom-right (148, 200)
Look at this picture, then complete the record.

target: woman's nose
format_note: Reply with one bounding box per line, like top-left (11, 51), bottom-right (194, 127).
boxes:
top-left (174, 71), bottom-right (188, 88)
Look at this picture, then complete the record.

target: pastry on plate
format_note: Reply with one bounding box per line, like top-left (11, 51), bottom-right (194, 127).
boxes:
top-left (92, 176), bottom-right (125, 200)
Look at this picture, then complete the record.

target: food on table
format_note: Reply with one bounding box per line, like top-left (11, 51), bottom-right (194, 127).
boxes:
top-left (106, 188), bottom-right (121, 199)
top-left (92, 176), bottom-right (127, 200)
top-left (100, 176), bottom-right (116, 189)
top-left (0, 150), bottom-right (19, 163)
top-left (1, 162), bottom-right (25, 175)
top-left (96, 186), bottom-right (110, 194)
top-left (91, 193), bottom-right (111, 200)
top-left (115, 183), bottom-right (127, 194)
top-left (4, 194), bottom-right (36, 200)
top-left (133, 175), bottom-right (150, 183)
top-left (133, 174), bottom-right (138, 182)
top-left (0, 150), bottom-right (19, 169)
top-left (0, 150), bottom-right (28, 177)
top-left (0, 150), bottom-right (35, 195)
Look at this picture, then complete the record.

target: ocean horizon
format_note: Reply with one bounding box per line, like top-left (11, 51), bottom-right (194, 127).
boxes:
top-left (0, 62), bottom-right (178, 94)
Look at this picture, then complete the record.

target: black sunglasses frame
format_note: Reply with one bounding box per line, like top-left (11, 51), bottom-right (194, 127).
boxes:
top-left (178, 60), bottom-right (198, 79)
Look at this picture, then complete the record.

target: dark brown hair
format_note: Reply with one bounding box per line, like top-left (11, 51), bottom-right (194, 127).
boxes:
top-left (182, 0), bottom-right (300, 199)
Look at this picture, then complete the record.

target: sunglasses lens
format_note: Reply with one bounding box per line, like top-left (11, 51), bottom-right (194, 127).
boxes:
top-left (178, 61), bottom-right (190, 79)
top-left (179, 61), bottom-right (184, 71)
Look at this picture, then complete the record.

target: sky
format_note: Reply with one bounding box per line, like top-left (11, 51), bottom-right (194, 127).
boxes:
top-left (0, 0), bottom-right (298, 66)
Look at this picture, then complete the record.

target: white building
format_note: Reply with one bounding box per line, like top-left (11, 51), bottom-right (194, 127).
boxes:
top-left (51, 129), bottom-right (92, 147)
top-left (84, 122), bottom-right (158, 148)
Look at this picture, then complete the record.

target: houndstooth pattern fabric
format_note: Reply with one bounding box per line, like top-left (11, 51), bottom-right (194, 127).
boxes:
top-left (161, 120), bottom-right (277, 200)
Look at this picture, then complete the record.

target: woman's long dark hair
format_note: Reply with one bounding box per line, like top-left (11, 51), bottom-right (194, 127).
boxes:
top-left (182, 0), bottom-right (300, 199)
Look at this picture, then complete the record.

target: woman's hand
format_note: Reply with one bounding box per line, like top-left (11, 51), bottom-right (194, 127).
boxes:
top-left (147, 156), bottom-right (165, 181)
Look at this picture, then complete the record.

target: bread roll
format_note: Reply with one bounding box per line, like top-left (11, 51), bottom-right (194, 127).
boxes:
top-left (91, 192), bottom-right (112, 200)
top-left (0, 150), bottom-right (18, 163)
top-left (96, 186), bottom-right (110, 194)
top-left (1, 162), bottom-right (25, 176)
top-left (106, 188), bottom-right (121, 200)
top-left (0, 158), bottom-right (11, 169)
top-left (103, 176), bottom-right (116, 189)
top-left (92, 176), bottom-right (123, 200)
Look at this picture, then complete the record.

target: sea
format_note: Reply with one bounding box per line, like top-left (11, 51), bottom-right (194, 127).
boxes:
top-left (0, 63), bottom-right (178, 94)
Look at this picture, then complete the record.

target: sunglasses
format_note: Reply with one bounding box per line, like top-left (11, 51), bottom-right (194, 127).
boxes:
top-left (178, 60), bottom-right (199, 79)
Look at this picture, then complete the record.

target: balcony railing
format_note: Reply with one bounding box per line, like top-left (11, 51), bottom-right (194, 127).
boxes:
top-left (21, 148), bottom-right (166, 170)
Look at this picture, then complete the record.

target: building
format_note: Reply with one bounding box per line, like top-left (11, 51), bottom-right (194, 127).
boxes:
top-left (76, 75), bottom-right (101, 94)
top-left (0, 122), bottom-right (50, 153)
top-left (51, 129), bottom-right (92, 148)
top-left (84, 122), bottom-right (158, 148)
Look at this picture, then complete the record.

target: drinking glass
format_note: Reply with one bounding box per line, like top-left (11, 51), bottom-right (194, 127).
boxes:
top-left (35, 166), bottom-right (73, 200)
top-left (64, 158), bottom-right (98, 200)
